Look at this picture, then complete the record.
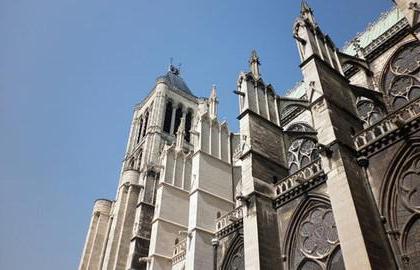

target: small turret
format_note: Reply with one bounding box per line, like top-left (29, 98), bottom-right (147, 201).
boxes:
top-left (293, 0), bottom-right (343, 74)
top-left (249, 49), bottom-right (261, 80)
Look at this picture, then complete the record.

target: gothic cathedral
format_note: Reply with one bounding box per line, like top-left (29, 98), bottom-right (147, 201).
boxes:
top-left (79, 1), bottom-right (420, 269)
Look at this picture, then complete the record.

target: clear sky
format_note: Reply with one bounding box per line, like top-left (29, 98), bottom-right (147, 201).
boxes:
top-left (0, 0), bottom-right (393, 269)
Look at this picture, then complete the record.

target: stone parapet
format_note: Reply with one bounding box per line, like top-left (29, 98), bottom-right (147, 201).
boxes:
top-left (354, 97), bottom-right (420, 152)
top-left (215, 206), bottom-right (243, 238)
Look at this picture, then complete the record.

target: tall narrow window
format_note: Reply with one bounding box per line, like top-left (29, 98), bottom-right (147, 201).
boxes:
top-left (136, 118), bottom-right (143, 144)
top-left (163, 101), bottom-right (173, 133)
top-left (185, 110), bottom-right (193, 142)
top-left (142, 111), bottom-right (149, 138)
top-left (173, 105), bottom-right (183, 135)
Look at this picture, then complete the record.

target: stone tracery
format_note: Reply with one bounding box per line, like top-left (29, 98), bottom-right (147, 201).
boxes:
top-left (288, 198), bottom-right (344, 270)
top-left (382, 40), bottom-right (420, 110)
top-left (382, 149), bottom-right (420, 269)
top-left (287, 138), bottom-right (319, 174)
top-left (356, 98), bottom-right (384, 127)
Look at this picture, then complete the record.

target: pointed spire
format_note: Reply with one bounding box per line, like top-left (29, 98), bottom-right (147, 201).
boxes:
top-left (300, 0), bottom-right (311, 14)
top-left (209, 85), bottom-right (218, 119)
top-left (175, 117), bottom-right (186, 150)
top-left (300, 0), bottom-right (317, 26)
top-left (249, 49), bottom-right (261, 80)
top-left (210, 84), bottom-right (217, 99)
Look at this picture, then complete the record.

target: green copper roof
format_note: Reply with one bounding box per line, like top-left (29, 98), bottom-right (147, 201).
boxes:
top-left (286, 81), bottom-right (306, 98)
top-left (342, 7), bottom-right (405, 55)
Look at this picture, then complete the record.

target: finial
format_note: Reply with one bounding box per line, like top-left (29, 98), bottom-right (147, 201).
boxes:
top-left (249, 49), bottom-right (261, 80)
top-left (249, 50), bottom-right (260, 65)
top-left (209, 84), bottom-right (218, 119)
top-left (300, 0), bottom-right (317, 26)
top-left (300, 0), bottom-right (312, 14)
top-left (210, 84), bottom-right (217, 99)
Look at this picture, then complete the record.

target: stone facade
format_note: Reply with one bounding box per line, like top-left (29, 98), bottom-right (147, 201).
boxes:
top-left (79, 1), bottom-right (420, 269)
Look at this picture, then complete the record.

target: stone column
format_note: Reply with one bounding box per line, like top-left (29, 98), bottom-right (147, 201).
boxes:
top-left (212, 238), bottom-right (219, 270)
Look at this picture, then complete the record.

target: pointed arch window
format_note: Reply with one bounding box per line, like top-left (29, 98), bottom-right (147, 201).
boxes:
top-left (142, 111), bottom-right (149, 138)
top-left (185, 110), bottom-right (193, 142)
top-left (382, 40), bottom-right (420, 110)
top-left (287, 197), bottom-right (344, 270)
top-left (356, 98), bottom-right (384, 127)
top-left (173, 105), bottom-right (183, 135)
top-left (163, 101), bottom-right (173, 133)
top-left (382, 146), bottom-right (420, 268)
top-left (136, 118), bottom-right (143, 144)
top-left (287, 138), bottom-right (319, 174)
top-left (221, 235), bottom-right (244, 270)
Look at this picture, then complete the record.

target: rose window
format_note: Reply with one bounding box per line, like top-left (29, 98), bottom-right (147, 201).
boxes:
top-left (298, 208), bottom-right (339, 258)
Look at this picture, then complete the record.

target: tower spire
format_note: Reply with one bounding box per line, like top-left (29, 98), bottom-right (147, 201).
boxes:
top-left (249, 49), bottom-right (261, 80)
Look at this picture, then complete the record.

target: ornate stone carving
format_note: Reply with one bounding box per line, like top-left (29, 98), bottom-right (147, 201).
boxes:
top-left (382, 41), bottom-right (420, 110)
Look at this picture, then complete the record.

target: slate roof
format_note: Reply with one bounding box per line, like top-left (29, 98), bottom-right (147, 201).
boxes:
top-left (156, 65), bottom-right (193, 95)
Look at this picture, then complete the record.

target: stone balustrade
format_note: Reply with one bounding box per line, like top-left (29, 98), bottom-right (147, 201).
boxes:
top-left (274, 159), bottom-right (323, 196)
top-left (172, 238), bottom-right (187, 264)
top-left (354, 98), bottom-right (420, 151)
top-left (215, 206), bottom-right (243, 237)
top-left (273, 159), bottom-right (325, 208)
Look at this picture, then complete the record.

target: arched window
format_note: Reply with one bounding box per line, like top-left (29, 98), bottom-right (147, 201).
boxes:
top-left (382, 40), bottom-right (420, 110)
top-left (173, 105), bottom-right (183, 134)
top-left (142, 111), bottom-right (149, 138)
top-left (136, 118), bottom-right (143, 144)
top-left (221, 235), bottom-right (244, 270)
top-left (136, 149), bottom-right (143, 170)
top-left (286, 196), bottom-right (344, 270)
top-left (381, 143), bottom-right (420, 268)
top-left (356, 98), bottom-right (384, 127)
top-left (287, 138), bottom-right (319, 174)
top-left (185, 110), bottom-right (193, 142)
top-left (163, 101), bottom-right (173, 133)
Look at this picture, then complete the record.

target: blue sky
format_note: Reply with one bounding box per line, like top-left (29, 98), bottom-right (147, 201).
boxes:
top-left (0, 0), bottom-right (393, 269)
